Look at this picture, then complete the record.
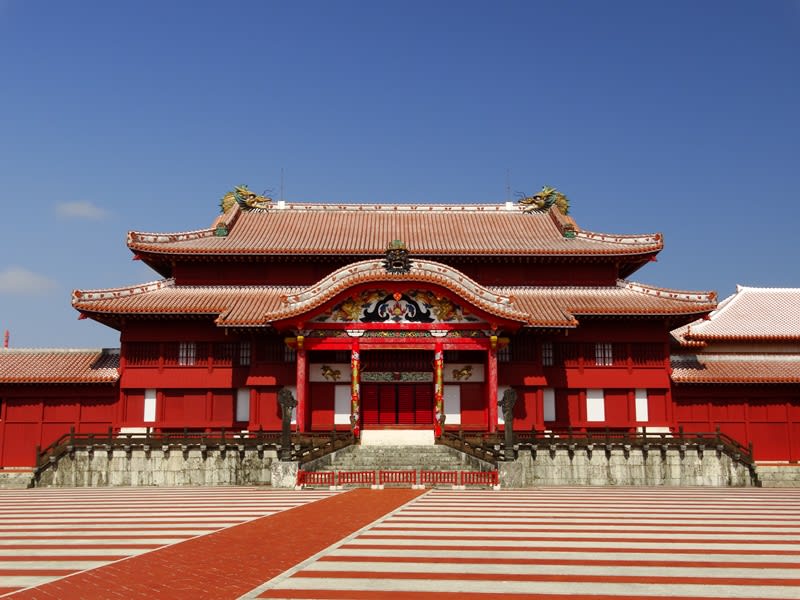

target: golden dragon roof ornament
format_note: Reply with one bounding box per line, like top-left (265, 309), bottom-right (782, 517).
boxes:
top-left (220, 185), bottom-right (273, 213)
top-left (518, 185), bottom-right (570, 215)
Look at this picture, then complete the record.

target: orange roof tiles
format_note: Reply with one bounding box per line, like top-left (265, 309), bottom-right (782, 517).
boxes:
top-left (73, 279), bottom-right (299, 327)
top-left (674, 286), bottom-right (800, 343)
top-left (72, 260), bottom-right (716, 328)
top-left (127, 203), bottom-right (663, 258)
top-left (506, 283), bottom-right (716, 325)
top-left (0, 349), bottom-right (119, 384)
top-left (671, 354), bottom-right (800, 384)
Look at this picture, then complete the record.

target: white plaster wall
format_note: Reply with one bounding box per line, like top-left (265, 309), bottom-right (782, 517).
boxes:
top-left (444, 385), bottom-right (461, 425)
top-left (586, 389), bottom-right (605, 422)
top-left (334, 385), bottom-right (351, 425)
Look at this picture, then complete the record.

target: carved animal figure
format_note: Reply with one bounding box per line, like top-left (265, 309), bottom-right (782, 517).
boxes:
top-left (320, 365), bottom-right (341, 381)
top-left (220, 185), bottom-right (272, 213)
top-left (518, 185), bottom-right (570, 215)
top-left (331, 298), bottom-right (363, 322)
top-left (452, 365), bottom-right (473, 381)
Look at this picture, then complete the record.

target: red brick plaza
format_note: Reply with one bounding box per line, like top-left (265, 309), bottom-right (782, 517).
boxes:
top-left (1, 487), bottom-right (799, 599)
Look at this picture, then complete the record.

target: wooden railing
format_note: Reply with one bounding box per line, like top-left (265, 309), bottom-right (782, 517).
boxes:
top-left (297, 469), bottom-right (499, 488)
top-left (33, 427), bottom-right (355, 477)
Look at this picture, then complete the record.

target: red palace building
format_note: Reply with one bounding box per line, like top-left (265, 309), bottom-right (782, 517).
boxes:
top-left (1, 189), bottom-right (798, 469)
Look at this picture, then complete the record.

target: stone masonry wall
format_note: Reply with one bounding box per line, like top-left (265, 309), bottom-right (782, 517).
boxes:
top-left (499, 446), bottom-right (756, 487)
top-left (34, 448), bottom-right (280, 487)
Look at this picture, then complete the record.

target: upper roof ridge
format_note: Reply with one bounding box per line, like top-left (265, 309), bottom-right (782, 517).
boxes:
top-left (72, 278), bottom-right (175, 304)
top-left (575, 230), bottom-right (662, 245)
top-left (618, 280), bottom-right (717, 303)
top-left (736, 285), bottom-right (800, 293)
top-left (0, 347), bottom-right (119, 354)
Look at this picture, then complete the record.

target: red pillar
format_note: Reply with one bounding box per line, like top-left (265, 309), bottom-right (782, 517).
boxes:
top-left (487, 337), bottom-right (498, 433)
top-left (350, 339), bottom-right (361, 438)
top-left (433, 341), bottom-right (444, 437)
top-left (296, 336), bottom-right (307, 433)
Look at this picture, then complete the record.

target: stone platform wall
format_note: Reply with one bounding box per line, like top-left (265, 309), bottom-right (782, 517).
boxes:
top-left (499, 446), bottom-right (757, 487)
top-left (33, 448), bottom-right (286, 487)
top-left (29, 445), bottom-right (771, 488)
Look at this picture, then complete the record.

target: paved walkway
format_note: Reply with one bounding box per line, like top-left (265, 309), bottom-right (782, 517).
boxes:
top-left (0, 487), bottom-right (339, 598)
top-left (250, 487), bottom-right (800, 599)
top-left (1, 486), bottom-right (799, 599)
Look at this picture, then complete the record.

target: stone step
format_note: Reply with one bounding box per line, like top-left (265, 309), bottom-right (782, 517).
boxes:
top-left (755, 465), bottom-right (800, 487)
top-left (301, 442), bottom-right (496, 476)
top-left (312, 444), bottom-right (480, 472)
top-left (0, 471), bottom-right (33, 489)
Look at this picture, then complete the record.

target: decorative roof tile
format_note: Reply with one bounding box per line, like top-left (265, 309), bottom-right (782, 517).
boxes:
top-left (671, 353), bottom-right (800, 384)
top-left (673, 286), bottom-right (800, 344)
top-left (0, 349), bottom-right (119, 384)
top-left (127, 203), bottom-right (663, 258)
top-left (72, 261), bottom-right (715, 328)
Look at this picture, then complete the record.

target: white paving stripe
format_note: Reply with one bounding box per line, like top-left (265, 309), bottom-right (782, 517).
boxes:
top-left (252, 487), bottom-right (800, 600)
top-left (0, 576), bottom-right (62, 588)
top-left (0, 560), bottom-right (109, 570)
top-left (0, 548), bottom-right (152, 556)
top-left (272, 577), bottom-right (800, 599)
top-left (0, 487), bottom-right (339, 597)
top-left (335, 544), bottom-right (800, 563)
top-left (0, 538), bottom-right (187, 546)
top-left (332, 545), bottom-right (800, 556)
top-left (305, 560), bottom-right (800, 578)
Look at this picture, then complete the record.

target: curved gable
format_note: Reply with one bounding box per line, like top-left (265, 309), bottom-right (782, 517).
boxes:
top-left (266, 259), bottom-right (531, 326)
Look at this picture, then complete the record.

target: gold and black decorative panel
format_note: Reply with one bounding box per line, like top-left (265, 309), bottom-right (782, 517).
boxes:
top-left (312, 289), bottom-right (484, 324)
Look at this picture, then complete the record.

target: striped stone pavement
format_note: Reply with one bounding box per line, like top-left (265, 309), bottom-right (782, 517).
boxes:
top-left (247, 487), bottom-right (800, 599)
top-left (0, 486), bottom-right (338, 597)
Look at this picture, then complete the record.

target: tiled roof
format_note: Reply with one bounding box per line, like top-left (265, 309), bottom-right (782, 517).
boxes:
top-left (0, 349), bottom-right (120, 384)
top-left (505, 282), bottom-right (716, 325)
top-left (72, 279), bottom-right (298, 327)
top-left (673, 286), bottom-right (800, 344)
top-left (73, 260), bottom-right (715, 328)
top-left (671, 353), bottom-right (800, 384)
top-left (127, 203), bottom-right (663, 258)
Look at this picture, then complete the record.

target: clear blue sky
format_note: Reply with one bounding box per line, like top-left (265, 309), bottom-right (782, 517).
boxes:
top-left (1, 1), bottom-right (798, 348)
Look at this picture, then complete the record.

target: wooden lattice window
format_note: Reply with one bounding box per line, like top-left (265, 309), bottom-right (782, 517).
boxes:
top-left (125, 342), bottom-right (160, 366)
top-left (238, 342), bottom-right (251, 366)
top-left (541, 341), bottom-right (554, 367)
top-left (594, 343), bottom-right (613, 366)
top-left (631, 343), bottom-right (663, 366)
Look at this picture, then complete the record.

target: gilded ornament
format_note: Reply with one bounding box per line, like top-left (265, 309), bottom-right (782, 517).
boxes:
top-left (518, 185), bottom-right (570, 215)
top-left (220, 185), bottom-right (272, 213)
top-left (320, 365), bottom-right (341, 381)
top-left (452, 365), bottom-right (473, 381)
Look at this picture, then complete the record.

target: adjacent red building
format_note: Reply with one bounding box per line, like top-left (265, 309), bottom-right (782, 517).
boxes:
top-left (1, 196), bottom-right (797, 467)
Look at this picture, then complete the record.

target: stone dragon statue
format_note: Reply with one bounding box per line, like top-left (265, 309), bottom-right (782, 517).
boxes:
top-left (518, 185), bottom-right (570, 215)
top-left (220, 185), bottom-right (272, 213)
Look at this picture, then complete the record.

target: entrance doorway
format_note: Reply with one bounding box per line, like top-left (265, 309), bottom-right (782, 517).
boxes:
top-left (362, 383), bottom-right (433, 427)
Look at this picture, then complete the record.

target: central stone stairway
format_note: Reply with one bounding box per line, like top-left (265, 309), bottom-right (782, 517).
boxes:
top-left (300, 443), bottom-right (496, 487)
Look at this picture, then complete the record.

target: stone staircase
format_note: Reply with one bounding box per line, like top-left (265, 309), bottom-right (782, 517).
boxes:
top-left (754, 464), bottom-right (800, 487)
top-left (302, 443), bottom-right (493, 479)
top-left (0, 470), bottom-right (34, 489)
